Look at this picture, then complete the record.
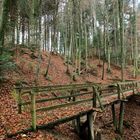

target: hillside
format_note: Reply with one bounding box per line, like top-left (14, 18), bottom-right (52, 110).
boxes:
top-left (0, 49), bottom-right (140, 140)
top-left (0, 0), bottom-right (140, 139)
top-left (9, 48), bottom-right (140, 86)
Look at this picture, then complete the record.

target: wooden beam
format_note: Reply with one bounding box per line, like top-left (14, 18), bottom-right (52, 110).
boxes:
top-left (76, 116), bottom-right (81, 135)
top-left (7, 109), bottom-right (97, 138)
top-left (87, 111), bottom-right (94, 140)
top-left (111, 104), bottom-right (117, 130)
top-left (118, 101), bottom-right (125, 135)
top-left (93, 87), bottom-right (97, 108)
top-left (31, 91), bottom-right (36, 131)
top-left (36, 98), bottom-right (93, 112)
top-left (94, 87), bottom-right (104, 110)
top-left (15, 83), bottom-right (98, 91)
top-left (21, 91), bottom-right (92, 106)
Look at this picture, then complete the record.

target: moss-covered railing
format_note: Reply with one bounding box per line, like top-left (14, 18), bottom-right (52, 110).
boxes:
top-left (13, 81), bottom-right (140, 139)
top-left (15, 83), bottom-right (99, 130)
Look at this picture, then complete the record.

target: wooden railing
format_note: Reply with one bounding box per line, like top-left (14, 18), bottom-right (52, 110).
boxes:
top-left (15, 83), bottom-right (99, 131)
top-left (15, 81), bottom-right (140, 132)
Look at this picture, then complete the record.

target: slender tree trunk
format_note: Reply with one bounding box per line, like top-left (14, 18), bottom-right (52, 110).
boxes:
top-left (44, 15), bottom-right (47, 51)
top-left (21, 18), bottom-right (25, 45)
top-left (27, 20), bottom-right (30, 46)
top-left (118, 0), bottom-right (125, 81)
top-left (0, 0), bottom-right (9, 54)
top-left (133, 0), bottom-right (138, 78)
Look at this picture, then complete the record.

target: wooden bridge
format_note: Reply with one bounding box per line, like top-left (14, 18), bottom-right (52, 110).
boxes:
top-left (10, 81), bottom-right (140, 139)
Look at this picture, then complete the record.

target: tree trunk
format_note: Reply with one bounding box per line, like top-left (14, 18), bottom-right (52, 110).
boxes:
top-left (0, 0), bottom-right (9, 54)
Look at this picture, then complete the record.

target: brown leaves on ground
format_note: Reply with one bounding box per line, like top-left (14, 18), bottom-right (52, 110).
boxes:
top-left (0, 49), bottom-right (140, 139)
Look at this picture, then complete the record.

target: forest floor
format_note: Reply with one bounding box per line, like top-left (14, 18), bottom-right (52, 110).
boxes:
top-left (0, 49), bottom-right (140, 140)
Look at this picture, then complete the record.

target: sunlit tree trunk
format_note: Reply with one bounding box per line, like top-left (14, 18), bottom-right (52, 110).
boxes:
top-left (133, 0), bottom-right (138, 78)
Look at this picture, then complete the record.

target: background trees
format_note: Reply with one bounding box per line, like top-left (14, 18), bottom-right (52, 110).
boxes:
top-left (0, 0), bottom-right (139, 81)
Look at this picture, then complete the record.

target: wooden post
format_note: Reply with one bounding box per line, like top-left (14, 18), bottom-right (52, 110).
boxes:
top-left (31, 91), bottom-right (37, 131)
top-left (73, 90), bottom-right (76, 101)
top-left (76, 116), bottom-right (81, 135)
top-left (117, 84), bottom-right (121, 100)
top-left (93, 86), bottom-right (97, 108)
top-left (133, 82), bottom-right (135, 94)
top-left (111, 103), bottom-right (117, 130)
top-left (93, 86), bottom-right (104, 110)
top-left (72, 90), bottom-right (76, 127)
top-left (118, 101), bottom-right (125, 135)
top-left (96, 91), bottom-right (104, 111)
top-left (87, 111), bottom-right (94, 140)
top-left (17, 89), bottom-right (22, 114)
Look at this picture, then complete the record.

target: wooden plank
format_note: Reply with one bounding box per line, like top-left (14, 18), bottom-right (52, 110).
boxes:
top-left (15, 81), bottom-right (140, 93)
top-left (21, 91), bottom-right (92, 106)
top-left (15, 83), bottom-right (97, 91)
top-left (7, 108), bottom-right (101, 138)
top-left (100, 89), bottom-right (136, 106)
top-left (32, 85), bottom-right (92, 93)
top-left (118, 81), bottom-right (140, 85)
top-left (101, 92), bottom-right (116, 98)
top-left (36, 98), bottom-right (93, 112)
top-left (37, 109), bottom-right (97, 129)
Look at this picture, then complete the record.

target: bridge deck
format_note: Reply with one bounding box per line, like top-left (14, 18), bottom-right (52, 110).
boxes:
top-left (8, 81), bottom-right (140, 137)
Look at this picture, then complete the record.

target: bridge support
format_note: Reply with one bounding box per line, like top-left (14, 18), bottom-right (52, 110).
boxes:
top-left (75, 111), bottom-right (95, 140)
top-left (87, 111), bottom-right (94, 140)
top-left (111, 103), bottom-right (117, 130)
top-left (118, 101), bottom-right (125, 135)
top-left (111, 101), bottom-right (125, 135)
top-left (76, 116), bottom-right (81, 135)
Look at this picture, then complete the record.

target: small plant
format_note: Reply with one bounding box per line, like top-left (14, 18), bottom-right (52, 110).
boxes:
top-left (72, 72), bottom-right (77, 81)
top-left (28, 62), bottom-right (34, 73)
top-left (11, 89), bottom-right (18, 101)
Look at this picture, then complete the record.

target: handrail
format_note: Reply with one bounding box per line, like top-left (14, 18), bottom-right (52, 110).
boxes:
top-left (14, 80), bottom-right (140, 131)
top-left (15, 82), bottom-right (98, 90)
